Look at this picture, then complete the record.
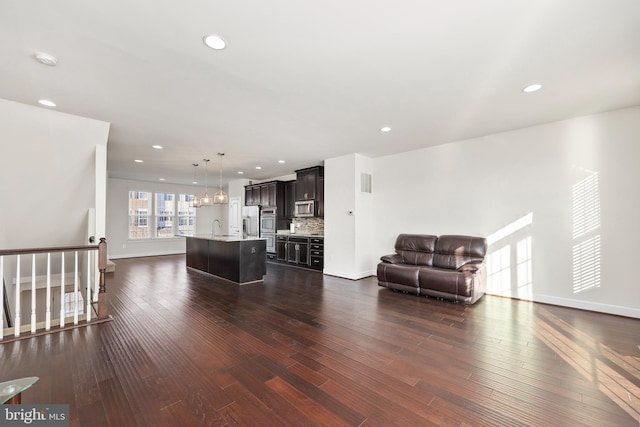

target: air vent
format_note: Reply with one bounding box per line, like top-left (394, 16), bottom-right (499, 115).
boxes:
top-left (360, 173), bottom-right (372, 193)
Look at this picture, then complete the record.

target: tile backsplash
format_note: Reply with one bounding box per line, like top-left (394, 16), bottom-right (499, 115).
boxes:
top-left (291, 218), bottom-right (324, 235)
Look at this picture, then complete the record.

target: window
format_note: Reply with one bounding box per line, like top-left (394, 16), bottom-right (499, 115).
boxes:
top-left (128, 190), bottom-right (196, 239)
top-left (155, 192), bottom-right (175, 238)
top-left (129, 191), bottom-right (151, 238)
top-left (177, 194), bottom-right (196, 236)
top-left (64, 291), bottom-right (84, 317)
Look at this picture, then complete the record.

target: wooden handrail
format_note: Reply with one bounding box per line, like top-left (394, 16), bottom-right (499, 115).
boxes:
top-left (0, 238), bottom-right (109, 340)
top-left (0, 245), bottom-right (100, 256)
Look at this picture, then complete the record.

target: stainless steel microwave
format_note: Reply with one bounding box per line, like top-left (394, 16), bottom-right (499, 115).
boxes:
top-left (294, 200), bottom-right (315, 217)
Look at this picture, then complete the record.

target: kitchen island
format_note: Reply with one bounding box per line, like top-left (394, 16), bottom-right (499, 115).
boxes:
top-left (185, 235), bottom-right (266, 285)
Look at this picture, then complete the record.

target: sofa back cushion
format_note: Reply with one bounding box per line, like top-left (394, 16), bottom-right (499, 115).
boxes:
top-left (394, 234), bottom-right (437, 266)
top-left (433, 235), bottom-right (487, 270)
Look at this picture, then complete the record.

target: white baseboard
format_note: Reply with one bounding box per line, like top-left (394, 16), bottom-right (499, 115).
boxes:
top-left (487, 291), bottom-right (640, 319)
top-left (532, 294), bottom-right (640, 319)
top-left (322, 268), bottom-right (375, 280)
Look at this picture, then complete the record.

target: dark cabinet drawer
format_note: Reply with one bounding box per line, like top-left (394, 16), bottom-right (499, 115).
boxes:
top-left (310, 249), bottom-right (323, 257)
top-left (310, 243), bottom-right (323, 251)
top-left (288, 236), bottom-right (309, 243)
top-left (310, 256), bottom-right (323, 270)
top-left (310, 237), bottom-right (323, 244)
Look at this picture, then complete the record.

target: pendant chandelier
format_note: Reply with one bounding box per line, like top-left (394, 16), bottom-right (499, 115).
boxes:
top-left (213, 153), bottom-right (229, 204)
top-left (198, 159), bottom-right (214, 207)
top-left (191, 163), bottom-right (200, 208)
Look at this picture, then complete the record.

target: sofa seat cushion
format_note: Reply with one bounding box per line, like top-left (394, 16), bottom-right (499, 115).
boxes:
top-left (377, 263), bottom-right (420, 291)
top-left (432, 235), bottom-right (488, 270)
top-left (418, 267), bottom-right (476, 298)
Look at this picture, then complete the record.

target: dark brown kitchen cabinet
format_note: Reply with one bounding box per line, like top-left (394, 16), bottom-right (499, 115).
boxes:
top-left (271, 235), bottom-right (323, 271)
top-left (245, 184), bottom-right (262, 206)
top-left (295, 166), bottom-right (323, 201)
top-left (252, 186), bottom-right (261, 205)
top-left (284, 180), bottom-right (295, 219)
top-left (309, 237), bottom-right (324, 270)
top-left (245, 181), bottom-right (286, 210)
top-left (276, 236), bottom-right (287, 261)
top-left (261, 182), bottom-right (279, 207)
top-left (244, 186), bottom-right (254, 205)
top-left (286, 236), bottom-right (309, 266)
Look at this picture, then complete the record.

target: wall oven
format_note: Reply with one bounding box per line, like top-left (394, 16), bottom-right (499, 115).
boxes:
top-left (294, 200), bottom-right (315, 217)
top-left (260, 208), bottom-right (277, 253)
top-left (260, 208), bottom-right (277, 234)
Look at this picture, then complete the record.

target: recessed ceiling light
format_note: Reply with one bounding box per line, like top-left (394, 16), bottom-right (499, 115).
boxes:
top-left (152, 145), bottom-right (163, 149)
top-left (380, 126), bottom-right (391, 132)
top-left (237, 171), bottom-right (244, 175)
top-left (134, 159), bottom-right (144, 163)
top-left (38, 99), bottom-right (56, 107)
top-left (34, 52), bottom-right (57, 66)
top-left (278, 160), bottom-right (285, 164)
top-left (203, 34), bottom-right (226, 50)
top-left (256, 166), bottom-right (262, 170)
top-left (523, 84), bottom-right (542, 93)
top-left (192, 181), bottom-right (198, 184)
top-left (159, 178), bottom-right (165, 181)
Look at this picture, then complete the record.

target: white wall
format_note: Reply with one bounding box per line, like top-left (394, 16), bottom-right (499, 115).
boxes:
top-left (0, 98), bottom-right (110, 248)
top-left (325, 155), bottom-right (356, 278)
top-left (325, 154), bottom-right (375, 279)
top-left (106, 178), bottom-right (228, 259)
top-left (354, 155), bottom-right (374, 278)
top-left (369, 106), bottom-right (640, 318)
top-left (0, 98), bottom-right (109, 311)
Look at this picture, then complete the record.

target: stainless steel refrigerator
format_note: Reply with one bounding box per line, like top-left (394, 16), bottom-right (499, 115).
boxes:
top-left (241, 205), bottom-right (259, 238)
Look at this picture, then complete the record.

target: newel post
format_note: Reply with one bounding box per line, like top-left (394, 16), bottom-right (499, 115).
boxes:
top-left (98, 238), bottom-right (108, 319)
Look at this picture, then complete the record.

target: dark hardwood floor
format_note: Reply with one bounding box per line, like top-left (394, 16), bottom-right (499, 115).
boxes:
top-left (2, 254), bottom-right (639, 426)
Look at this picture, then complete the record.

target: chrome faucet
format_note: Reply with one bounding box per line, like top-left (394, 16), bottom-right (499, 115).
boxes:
top-left (212, 219), bottom-right (222, 237)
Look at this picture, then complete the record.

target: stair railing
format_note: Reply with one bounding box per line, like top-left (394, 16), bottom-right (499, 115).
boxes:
top-left (0, 238), bottom-right (107, 341)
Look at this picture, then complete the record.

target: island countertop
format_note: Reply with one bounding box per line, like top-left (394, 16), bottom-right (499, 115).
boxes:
top-left (186, 234), bottom-right (266, 242)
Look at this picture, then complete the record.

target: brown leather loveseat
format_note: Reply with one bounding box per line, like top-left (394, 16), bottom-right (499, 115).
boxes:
top-left (377, 234), bottom-right (488, 304)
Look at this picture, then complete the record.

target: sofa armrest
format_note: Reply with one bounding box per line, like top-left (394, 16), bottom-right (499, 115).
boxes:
top-left (457, 260), bottom-right (484, 273)
top-left (380, 254), bottom-right (403, 264)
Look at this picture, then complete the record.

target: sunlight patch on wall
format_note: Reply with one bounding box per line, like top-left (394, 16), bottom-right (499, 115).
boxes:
top-left (516, 236), bottom-right (533, 300)
top-left (487, 212), bottom-right (533, 245)
top-left (487, 245), bottom-right (511, 296)
top-left (572, 173), bottom-right (600, 239)
top-left (487, 213), bottom-right (533, 299)
top-left (573, 236), bottom-right (601, 293)
top-left (572, 173), bottom-right (601, 294)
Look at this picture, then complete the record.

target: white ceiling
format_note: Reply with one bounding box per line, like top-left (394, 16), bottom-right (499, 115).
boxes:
top-left (2, 0), bottom-right (639, 186)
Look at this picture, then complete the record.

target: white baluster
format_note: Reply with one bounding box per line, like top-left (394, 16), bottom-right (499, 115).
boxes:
top-left (86, 250), bottom-right (91, 322)
top-left (60, 253), bottom-right (65, 328)
top-left (46, 253), bottom-right (51, 331)
top-left (31, 254), bottom-right (36, 333)
top-left (93, 251), bottom-right (99, 303)
top-left (1, 256), bottom-right (4, 340)
top-left (14, 255), bottom-right (20, 337)
top-left (74, 251), bottom-right (79, 325)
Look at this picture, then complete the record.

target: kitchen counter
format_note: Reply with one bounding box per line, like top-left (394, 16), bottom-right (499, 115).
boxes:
top-left (184, 235), bottom-right (266, 285)
top-left (276, 230), bottom-right (324, 238)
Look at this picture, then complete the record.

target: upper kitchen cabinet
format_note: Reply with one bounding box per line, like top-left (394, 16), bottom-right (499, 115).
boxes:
top-left (285, 180), bottom-right (296, 219)
top-left (244, 184), bottom-right (261, 206)
top-left (295, 166), bottom-right (324, 201)
top-left (244, 181), bottom-right (285, 210)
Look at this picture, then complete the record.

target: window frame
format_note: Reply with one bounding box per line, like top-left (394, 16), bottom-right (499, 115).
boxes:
top-left (128, 190), bottom-right (197, 240)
